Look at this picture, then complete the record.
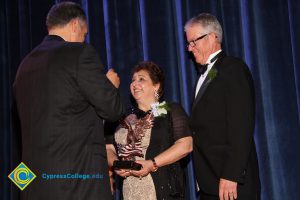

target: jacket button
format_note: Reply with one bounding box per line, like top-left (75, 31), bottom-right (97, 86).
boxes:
top-left (242, 170), bottom-right (246, 176)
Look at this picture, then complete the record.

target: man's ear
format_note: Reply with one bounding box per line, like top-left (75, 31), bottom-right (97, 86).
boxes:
top-left (70, 18), bottom-right (79, 33)
top-left (68, 18), bottom-right (80, 42)
top-left (209, 32), bottom-right (218, 41)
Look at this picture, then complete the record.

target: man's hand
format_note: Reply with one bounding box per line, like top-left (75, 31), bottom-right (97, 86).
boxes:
top-left (219, 178), bottom-right (238, 200)
top-left (106, 68), bottom-right (120, 88)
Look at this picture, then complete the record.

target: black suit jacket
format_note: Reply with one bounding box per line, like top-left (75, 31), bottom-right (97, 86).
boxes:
top-left (190, 51), bottom-right (260, 197)
top-left (13, 35), bottom-right (124, 200)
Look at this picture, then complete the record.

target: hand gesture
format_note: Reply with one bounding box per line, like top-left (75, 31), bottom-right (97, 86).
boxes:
top-left (106, 68), bottom-right (120, 88)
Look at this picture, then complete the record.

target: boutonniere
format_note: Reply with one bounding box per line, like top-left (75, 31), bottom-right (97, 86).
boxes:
top-left (208, 68), bottom-right (218, 81)
top-left (150, 101), bottom-right (170, 117)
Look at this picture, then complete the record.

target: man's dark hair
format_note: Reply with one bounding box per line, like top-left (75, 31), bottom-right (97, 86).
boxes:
top-left (46, 1), bottom-right (86, 30)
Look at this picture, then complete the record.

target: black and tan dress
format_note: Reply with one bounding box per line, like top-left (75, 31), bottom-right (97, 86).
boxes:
top-left (107, 102), bottom-right (191, 200)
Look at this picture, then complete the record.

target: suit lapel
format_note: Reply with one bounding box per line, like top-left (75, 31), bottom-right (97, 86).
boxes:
top-left (192, 66), bottom-right (215, 110)
top-left (192, 73), bottom-right (201, 99)
top-left (192, 51), bottom-right (226, 111)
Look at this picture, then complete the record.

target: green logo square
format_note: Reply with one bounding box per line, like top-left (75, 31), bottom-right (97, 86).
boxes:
top-left (8, 162), bottom-right (36, 190)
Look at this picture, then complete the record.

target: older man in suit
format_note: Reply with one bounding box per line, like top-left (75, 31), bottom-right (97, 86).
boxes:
top-left (185, 13), bottom-right (260, 200)
top-left (13, 2), bottom-right (124, 200)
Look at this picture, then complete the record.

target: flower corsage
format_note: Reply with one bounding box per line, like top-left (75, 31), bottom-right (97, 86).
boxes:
top-left (150, 101), bottom-right (170, 117)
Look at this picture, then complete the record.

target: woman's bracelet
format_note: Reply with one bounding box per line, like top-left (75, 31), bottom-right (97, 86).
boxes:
top-left (151, 158), bottom-right (158, 172)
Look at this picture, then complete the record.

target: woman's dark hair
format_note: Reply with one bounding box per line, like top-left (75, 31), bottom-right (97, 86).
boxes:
top-left (131, 61), bottom-right (165, 101)
top-left (46, 1), bottom-right (86, 30)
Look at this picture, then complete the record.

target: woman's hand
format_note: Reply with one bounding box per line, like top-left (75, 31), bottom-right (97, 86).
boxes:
top-left (114, 169), bottom-right (132, 178)
top-left (130, 160), bottom-right (153, 177)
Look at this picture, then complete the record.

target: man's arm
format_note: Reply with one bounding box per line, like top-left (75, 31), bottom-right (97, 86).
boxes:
top-left (77, 44), bottom-right (125, 121)
top-left (222, 60), bottom-right (255, 182)
top-left (219, 60), bottom-right (255, 200)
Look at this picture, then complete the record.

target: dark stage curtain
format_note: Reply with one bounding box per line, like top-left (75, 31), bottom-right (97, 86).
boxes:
top-left (1, 0), bottom-right (299, 200)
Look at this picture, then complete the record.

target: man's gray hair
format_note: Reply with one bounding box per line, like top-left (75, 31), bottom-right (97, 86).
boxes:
top-left (184, 13), bottom-right (223, 43)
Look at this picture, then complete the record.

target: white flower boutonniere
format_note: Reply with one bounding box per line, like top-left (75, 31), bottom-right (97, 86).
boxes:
top-left (150, 101), bottom-right (170, 117)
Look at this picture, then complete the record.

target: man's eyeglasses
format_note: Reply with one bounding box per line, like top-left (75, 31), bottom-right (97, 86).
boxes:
top-left (187, 33), bottom-right (208, 48)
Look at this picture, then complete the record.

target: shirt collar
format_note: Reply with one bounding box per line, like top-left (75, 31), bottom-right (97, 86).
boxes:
top-left (205, 49), bottom-right (222, 64)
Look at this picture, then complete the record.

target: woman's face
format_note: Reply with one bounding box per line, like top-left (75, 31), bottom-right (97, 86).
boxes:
top-left (130, 70), bottom-right (159, 105)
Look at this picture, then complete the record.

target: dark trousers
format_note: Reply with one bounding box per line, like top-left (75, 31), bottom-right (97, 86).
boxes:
top-left (199, 191), bottom-right (218, 200)
top-left (199, 191), bottom-right (260, 200)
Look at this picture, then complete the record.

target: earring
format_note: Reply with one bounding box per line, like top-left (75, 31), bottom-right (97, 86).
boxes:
top-left (154, 90), bottom-right (160, 102)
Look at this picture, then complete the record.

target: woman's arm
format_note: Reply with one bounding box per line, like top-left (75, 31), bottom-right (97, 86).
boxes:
top-left (131, 103), bottom-right (193, 177)
top-left (131, 136), bottom-right (193, 177)
top-left (105, 144), bottom-right (117, 193)
top-left (106, 144), bottom-right (118, 168)
top-left (154, 136), bottom-right (193, 167)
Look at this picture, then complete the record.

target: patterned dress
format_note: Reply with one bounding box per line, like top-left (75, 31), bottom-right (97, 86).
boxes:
top-left (114, 113), bottom-right (157, 200)
top-left (106, 103), bottom-right (191, 200)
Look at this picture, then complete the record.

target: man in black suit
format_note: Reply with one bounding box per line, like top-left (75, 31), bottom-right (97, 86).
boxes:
top-left (13, 2), bottom-right (124, 200)
top-left (185, 13), bottom-right (260, 200)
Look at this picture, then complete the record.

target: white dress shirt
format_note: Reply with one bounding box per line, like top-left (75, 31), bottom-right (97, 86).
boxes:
top-left (195, 50), bottom-right (222, 98)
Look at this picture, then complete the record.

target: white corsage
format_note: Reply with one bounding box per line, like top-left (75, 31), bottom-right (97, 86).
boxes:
top-left (150, 101), bottom-right (170, 117)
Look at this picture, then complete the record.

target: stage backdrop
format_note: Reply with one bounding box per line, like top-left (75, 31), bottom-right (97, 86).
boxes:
top-left (1, 0), bottom-right (300, 199)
